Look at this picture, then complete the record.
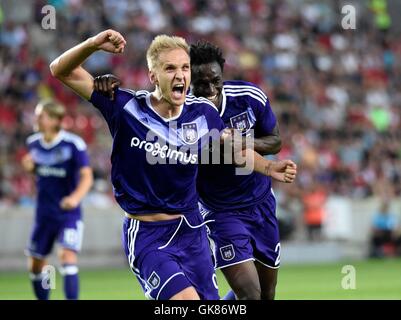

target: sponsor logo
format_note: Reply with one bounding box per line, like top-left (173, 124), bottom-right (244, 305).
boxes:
top-left (130, 137), bottom-right (198, 164)
top-left (37, 166), bottom-right (67, 178)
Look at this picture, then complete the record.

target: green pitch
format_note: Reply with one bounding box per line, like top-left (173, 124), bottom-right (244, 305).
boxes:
top-left (0, 258), bottom-right (400, 300)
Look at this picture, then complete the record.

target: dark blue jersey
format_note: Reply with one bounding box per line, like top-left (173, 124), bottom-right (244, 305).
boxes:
top-left (27, 130), bottom-right (90, 221)
top-left (89, 88), bottom-right (224, 215)
top-left (197, 80), bottom-right (277, 211)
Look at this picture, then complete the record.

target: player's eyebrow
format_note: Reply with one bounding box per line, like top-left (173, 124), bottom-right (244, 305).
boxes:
top-left (163, 63), bottom-right (177, 69)
top-left (163, 63), bottom-right (190, 72)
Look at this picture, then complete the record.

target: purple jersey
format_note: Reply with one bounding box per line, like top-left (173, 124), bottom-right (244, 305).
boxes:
top-left (27, 130), bottom-right (90, 222)
top-left (197, 80), bottom-right (277, 211)
top-left (89, 88), bottom-right (224, 216)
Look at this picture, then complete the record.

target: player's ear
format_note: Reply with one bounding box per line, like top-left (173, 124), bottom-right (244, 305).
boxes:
top-left (149, 70), bottom-right (158, 86)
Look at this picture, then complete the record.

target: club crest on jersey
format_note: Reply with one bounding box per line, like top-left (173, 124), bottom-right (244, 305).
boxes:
top-left (147, 271), bottom-right (160, 289)
top-left (182, 122), bottom-right (198, 144)
top-left (230, 112), bottom-right (251, 134)
top-left (54, 147), bottom-right (71, 163)
top-left (220, 244), bottom-right (235, 261)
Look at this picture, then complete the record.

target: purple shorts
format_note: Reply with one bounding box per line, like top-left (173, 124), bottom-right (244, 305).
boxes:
top-left (26, 217), bottom-right (84, 258)
top-left (201, 192), bottom-right (281, 269)
top-left (122, 210), bottom-right (219, 300)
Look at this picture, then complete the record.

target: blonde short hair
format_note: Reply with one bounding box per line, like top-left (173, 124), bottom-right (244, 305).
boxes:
top-left (35, 99), bottom-right (65, 120)
top-left (146, 35), bottom-right (189, 71)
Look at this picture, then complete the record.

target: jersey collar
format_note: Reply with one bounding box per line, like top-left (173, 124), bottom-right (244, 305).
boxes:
top-left (39, 130), bottom-right (65, 149)
top-left (219, 87), bottom-right (227, 118)
top-left (146, 93), bottom-right (184, 122)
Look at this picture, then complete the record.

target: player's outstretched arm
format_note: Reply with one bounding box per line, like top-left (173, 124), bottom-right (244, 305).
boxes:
top-left (50, 29), bottom-right (126, 100)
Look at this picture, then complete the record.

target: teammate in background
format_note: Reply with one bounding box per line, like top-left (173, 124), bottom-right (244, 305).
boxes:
top-left (93, 40), bottom-right (293, 300)
top-left (50, 29), bottom-right (296, 300)
top-left (21, 99), bottom-right (93, 300)
top-left (190, 41), bottom-right (285, 300)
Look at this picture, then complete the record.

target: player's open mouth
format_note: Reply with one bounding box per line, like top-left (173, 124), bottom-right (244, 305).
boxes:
top-left (172, 84), bottom-right (185, 99)
top-left (207, 94), bottom-right (218, 100)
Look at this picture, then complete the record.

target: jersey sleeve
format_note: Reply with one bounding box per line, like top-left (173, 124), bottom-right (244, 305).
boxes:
top-left (25, 135), bottom-right (39, 163)
top-left (89, 88), bottom-right (134, 135)
top-left (71, 137), bottom-right (90, 169)
top-left (253, 97), bottom-right (277, 137)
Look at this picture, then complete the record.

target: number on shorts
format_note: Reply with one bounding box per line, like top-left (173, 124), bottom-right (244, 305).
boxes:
top-left (64, 228), bottom-right (78, 246)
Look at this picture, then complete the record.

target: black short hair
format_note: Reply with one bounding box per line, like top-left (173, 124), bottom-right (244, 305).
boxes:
top-left (190, 40), bottom-right (225, 71)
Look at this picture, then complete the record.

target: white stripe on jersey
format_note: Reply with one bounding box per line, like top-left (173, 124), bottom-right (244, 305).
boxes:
top-left (136, 90), bottom-right (149, 96)
top-left (156, 272), bottom-right (185, 300)
top-left (225, 91), bottom-right (267, 106)
top-left (132, 91), bottom-right (217, 112)
top-left (186, 97), bottom-right (218, 112)
top-left (199, 203), bottom-right (211, 219)
top-left (26, 132), bottom-right (42, 145)
top-left (127, 219), bottom-right (135, 267)
top-left (224, 86), bottom-right (267, 102)
top-left (128, 219), bottom-right (140, 274)
top-left (126, 219), bottom-right (155, 300)
top-left (26, 130), bottom-right (87, 151)
top-left (224, 84), bottom-right (268, 100)
top-left (224, 88), bottom-right (267, 105)
top-left (62, 131), bottom-right (87, 151)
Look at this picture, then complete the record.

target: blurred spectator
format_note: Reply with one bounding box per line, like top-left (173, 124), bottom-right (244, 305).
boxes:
top-left (369, 200), bottom-right (401, 258)
top-left (301, 181), bottom-right (328, 241)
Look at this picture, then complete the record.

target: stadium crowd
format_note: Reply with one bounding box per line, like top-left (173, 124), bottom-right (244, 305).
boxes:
top-left (1, 0), bottom-right (400, 236)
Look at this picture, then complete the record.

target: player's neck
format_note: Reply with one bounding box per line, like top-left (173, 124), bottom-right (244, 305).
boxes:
top-left (150, 92), bottom-right (182, 119)
top-left (216, 94), bottom-right (223, 112)
top-left (43, 130), bottom-right (60, 143)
